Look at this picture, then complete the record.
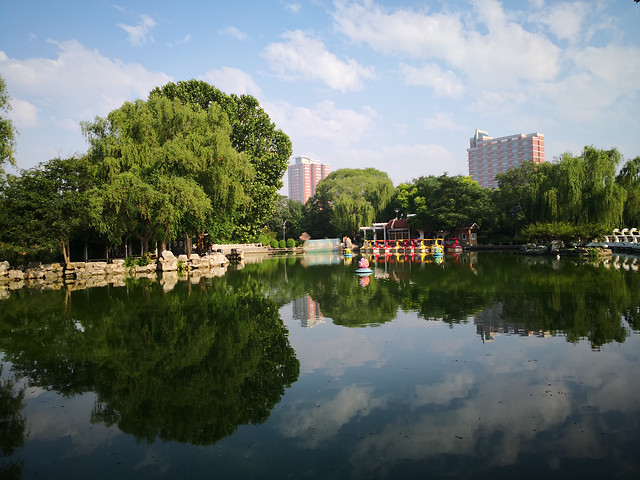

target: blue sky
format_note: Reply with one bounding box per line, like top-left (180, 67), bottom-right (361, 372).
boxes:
top-left (1, 0), bottom-right (639, 194)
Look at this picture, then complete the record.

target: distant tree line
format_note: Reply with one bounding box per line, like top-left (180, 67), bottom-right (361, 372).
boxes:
top-left (2, 73), bottom-right (640, 265)
top-left (299, 147), bottom-right (640, 245)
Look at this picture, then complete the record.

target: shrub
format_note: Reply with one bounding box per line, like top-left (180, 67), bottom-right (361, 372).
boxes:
top-left (286, 238), bottom-right (295, 248)
top-left (125, 253), bottom-right (152, 268)
top-left (270, 239), bottom-right (279, 248)
top-left (177, 260), bottom-right (186, 273)
top-left (278, 239), bottom-right (286, 248)
top-left (257, 234), bottom-right (270, 246)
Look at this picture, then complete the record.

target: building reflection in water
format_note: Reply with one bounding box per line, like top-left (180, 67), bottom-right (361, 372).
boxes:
top-left (292, 294), bottom-right (325, 328)
top-left (474, 302), bottom-right (550, 343)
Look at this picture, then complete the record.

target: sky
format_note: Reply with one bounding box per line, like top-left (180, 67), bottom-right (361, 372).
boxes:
top-left (1, 0), bottom-right (639, 195)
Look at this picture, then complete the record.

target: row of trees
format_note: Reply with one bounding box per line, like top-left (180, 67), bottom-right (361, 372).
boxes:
top-left (2, 74), bottom-right (640, 265)
top-left (0, 79), bottom-right (292, 264)
top-left (296, 147), bottom-right (640, 245)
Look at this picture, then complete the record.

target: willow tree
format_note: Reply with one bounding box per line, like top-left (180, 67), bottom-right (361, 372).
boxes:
top-left (616, 156), bottom-right (640, 227)
top-left (82, 95), bottom-right (254, 254)
top-left (150, 80), bottom-right (292, 240)
top-left (305, 168), bottom-right (394, 238)
top-left (494, 147), bottom-right (626, 237)
top-left (579, 147), bottom-right (625, 226)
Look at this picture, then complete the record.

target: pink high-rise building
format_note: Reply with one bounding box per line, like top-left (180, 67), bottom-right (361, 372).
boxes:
top-left (288, 156), bottom-right (331, 204)
top-left (468, 130), bottom-right (545, 189)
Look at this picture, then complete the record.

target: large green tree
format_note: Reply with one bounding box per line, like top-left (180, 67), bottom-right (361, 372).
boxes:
top-left (0, 75), bottom-right (17, 176)
top-left (304, 168), bottom-right (394, 238)
top-left (388, 174), bottom-right (493, 235)
top-left (82, 95), bottom-right (254, 253)
top-left (150, 80), bottom-right (292, 240)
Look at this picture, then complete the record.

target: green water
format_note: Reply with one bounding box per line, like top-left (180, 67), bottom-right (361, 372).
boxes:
top-left (1, 252), bottom-right (639, 479)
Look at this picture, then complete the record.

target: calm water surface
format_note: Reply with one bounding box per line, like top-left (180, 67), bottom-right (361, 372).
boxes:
top-left (1, 252), bottom-right (639, 479)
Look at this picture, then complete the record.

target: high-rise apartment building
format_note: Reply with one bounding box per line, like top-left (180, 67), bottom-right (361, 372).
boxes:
top-left (468, 130), bottom-right (545, 189)
top-left (288, 156), bottom-right (331, 204)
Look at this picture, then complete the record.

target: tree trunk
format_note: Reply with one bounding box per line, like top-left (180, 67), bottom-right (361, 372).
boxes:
top-left (196, 231), bottom-right (205, 255)
top-left (61, 239), bottom-right (70, 265)
top-left (185, 233), bottom-right (192, 257)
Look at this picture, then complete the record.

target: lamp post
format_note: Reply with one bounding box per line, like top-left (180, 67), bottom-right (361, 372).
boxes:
top-left (282, 220), bottom-right (287, 244)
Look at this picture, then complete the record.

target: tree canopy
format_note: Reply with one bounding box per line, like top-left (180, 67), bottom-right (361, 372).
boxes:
top-left (386, 174), bottom-right (493, 235)
top-left (150, 80), bottom-right (292, 240)
top-left (492, 147), bottom-right (626, 241)
top-left (0, 156), bottom-right (92, 264)
top-left (303, 168), bottom-right (394, 238)
top-left (81, 95), bottom-right (255, 253)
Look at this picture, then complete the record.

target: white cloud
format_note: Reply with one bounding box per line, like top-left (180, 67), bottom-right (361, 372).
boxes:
top-left (278, 385), bottom-right (389, 447)
top-left (265, 98), bottom-right (377, 147)
top-left (219, 26), bottom-right (248, 41)
top-left (359, 143), bottom-right (461, 185)
top-left (535, 1), bottom-right (588, 41)
top-left (0, 40), bottom-right (171, 120)
top-left (0, 40), bottom-right (172, 167)
top-left (117, 14), bottom-right (156, 46)
top-left (421, 112), bottom-right (464, 132)
top-left (400, 63), bottom-right (464, 97)
top-left (8, 98), bottom-right (39, 128)
top-left (202, 67), bottom-right (262, 97)
top-left (332, 0), bottom-right (560, 88)
top-left (261, 30), bottom-right (375, 92)
top-left (285, 3), bottom-right (302, 14)
top-left (168, 34), bottom-right (191, 48)
top-left (572, 44), bottom-right (640, 93)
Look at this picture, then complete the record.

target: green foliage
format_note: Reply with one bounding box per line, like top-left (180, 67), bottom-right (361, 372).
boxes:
top-left (82, 95), bottom-right (255, 251)
top-left (0, 156), bottom-right (92, 265)
top-left (270, 239), bottom-right (279, 248)
top-left (519, 222), bottom-right (607, 243)
top-left (0, 278), bottom-right (299, 445)
top-left (493, 148), bottom-right (626, 239)
top-left (304, 168), bottom-right (394, 238)
top-left (286, 238), bottom-right (295, 248)
top-left (0, 75), bottom-right (17, 175)
top-left (266, 195), bottom-right (303, 241)
top-left (257, 234), bottom-right (270, 247)
top-left (278, 239), bottom-right (286, 248)
top-left (388, 174), bottom-right (493, 235)
top-left (616, 156), bottom-right (640, 227)
top-left (124, 254), bottom-right (152, 268)
top-left (150, 80), bottom-right (292, 240)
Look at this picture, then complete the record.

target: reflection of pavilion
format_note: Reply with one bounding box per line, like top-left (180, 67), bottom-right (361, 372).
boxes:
top-left (474, 303), bottom-right (551, 343)
top-left (292, 294), bottom-right (325, 328)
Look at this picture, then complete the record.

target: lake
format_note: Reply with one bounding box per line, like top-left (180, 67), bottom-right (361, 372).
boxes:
top-left (1, 252), bottom-right (639, 479)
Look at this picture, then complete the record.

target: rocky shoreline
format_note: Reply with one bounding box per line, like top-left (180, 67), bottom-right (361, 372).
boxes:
top-left (0, 250), bottom-right (230, 295)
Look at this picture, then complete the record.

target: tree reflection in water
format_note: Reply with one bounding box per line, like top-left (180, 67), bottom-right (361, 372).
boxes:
top-left (0, 365), bottom-right (27, 479)
top-left (0, 277), bottom-right (299, 445)
top-left (234, 252), bottom-right (640, 347)
top-left (0, 252), bottom-right (639, 479)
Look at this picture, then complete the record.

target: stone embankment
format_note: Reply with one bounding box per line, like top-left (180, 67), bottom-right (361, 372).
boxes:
top-left (0, 250), bottom-right (230, 294)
